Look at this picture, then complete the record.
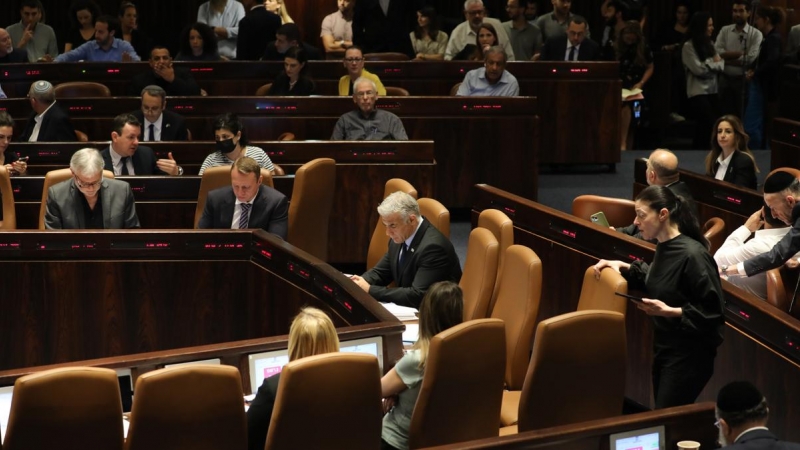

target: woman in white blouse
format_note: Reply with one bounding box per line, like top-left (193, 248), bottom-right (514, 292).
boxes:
top-left (410, 6), bottom-right (448, 61)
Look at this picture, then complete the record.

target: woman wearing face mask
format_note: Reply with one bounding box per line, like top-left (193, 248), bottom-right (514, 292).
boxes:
top-left (198, 113), bottom-right (274, 175)
top-left (267, 47), bottom-right (315, 96)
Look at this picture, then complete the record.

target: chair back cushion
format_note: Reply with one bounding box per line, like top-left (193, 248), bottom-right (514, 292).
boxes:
top-left (255, 83), bottom-right (273, 96)
top-left (478, 209), bottom-right (514, 313)
top-left (576, 266), bottom-right (628, 314)
top-left (517, 310), bottom-right (626, 431)
top-left (409, 319), bottom-right (506, 449)
top-left (703, 217), bottom-right (726, 254)
top-left (367, 179), bottom-right (418, 268)
top-left (194, 166), bottom-right (274, 228)
top-left (385, 86), bottom-right (410, 96)
top-left (265, 353), bottom-right (381, 450)
top-left (124, 365), bottom-right (246, 450)
top-left (460, 228), bottom-right (499, 320)
top-left (766, 268), bottom-right (789, 311)
top-left (363, 52), bottom-right (410, 61)
top-left (4, 367), bottom-right (123, 450)
top-left (572, 195), bottom-right (635, 228)
top-left (54, 81), bottom-right (111, 97)
top-left (418, 198), bottom-right (450, 238)
top-left (288, 158), bottom-right (336, 260)
top-left (39, 168), bottom-right (114, 229)
top-left (0, 166), bottom-right (16, 230)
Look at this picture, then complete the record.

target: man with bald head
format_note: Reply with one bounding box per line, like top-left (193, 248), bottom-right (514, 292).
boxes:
top-left (0, 28), bottom-right (29, 63)
top-left (19, 80), bottom-right (77, 142)
top-left (617, 148), bottom-right (696, 238)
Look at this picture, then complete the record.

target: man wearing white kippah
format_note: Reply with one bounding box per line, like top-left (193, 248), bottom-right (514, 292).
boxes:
top-left (18, 80), bottom-right (77, 142)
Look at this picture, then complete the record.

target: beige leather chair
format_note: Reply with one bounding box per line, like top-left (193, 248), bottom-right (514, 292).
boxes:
top-left (572, 194), bottom-right (636, 228)
top-left (478, 209), bottom-right (514, 315)
top-left (74, 129), bottom-right (89, 142)
top-left (265, 353), bottom-right (381, 450)
top-left (124, 365), bottom-right (246, 450)
top-left (3, 367), bottom-right (123, 450)
top-left (418, 197), bottom-right (450, 238)
top-left (500, 310), bottom-right (627, 435)
top-left (576, 266), bottom-right (628, 314)
top-left (491, 246), bottom-right (542, 425)
top-left (39, 168), bottom-right (115, 229)
top-left (0, 166), bottom-right (16, 230)
top-left (277, 132), bottom-right (295, 141)
top-left (363, 52), bottom-right (409, 61)
top-left (385, 86), bottom-right (410, 96)
top-left (186, 128), bottom-right (193, 141)
top-left (460, 228), bottom-right (499, 320)
top-left (408, 319), bottom-right (506, 449)
top-left (255, 83), bottom-right (273, 96)
top-left (193, 165), bottom-right (274, 228)
top-left (703, 217), bottom-right (726, 254)
top-left (288, 158), bottom-right (336, 260)
top-left (54, 81), bottom-right (111, 97)
top-left (367, 178), bottom-right (418, 269)
top-left (450, 83), bottom-right (462, 96)
top-left (766, 268), bottom-right (789, 312)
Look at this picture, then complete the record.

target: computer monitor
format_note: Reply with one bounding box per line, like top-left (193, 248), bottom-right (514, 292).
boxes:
top-left (0, 385), bottom-right (14, 444)
top-left (609, 425), bottom-right (665, 450)
top-left (247, 336), bottom-right (383, 394)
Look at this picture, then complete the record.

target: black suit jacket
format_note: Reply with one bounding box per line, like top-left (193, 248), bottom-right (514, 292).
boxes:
top-left (745, 203), bottom-right (800, 276)
top-left (712, 150), bottom-right (758, 190)
top-left (18, 103), bottom-right (77, 142)
top-left (127, 67), bottom-right (201, 96)
top-left (362, 218), bottom-right (462, 308)
top-left (352, 0), bottom-right (421, 56)
top-left (101, 145), bottom-right (166, 175)
top-left (197, 185), bottom-right (289, 239)
top-left (44, 178), bottom-right (140, 229)
top-left (540, 36), bottom-right (602, 61)
top-left (246, 373), bottom-right (280, 450)
top-left (237, 6), bottom-right (281, 61)
top-left (0, 48), bottom-right (28, 63)
top-left (131, 110), bottom-right (189, 141)
top-left (727, 429), bottom-right (800, 450)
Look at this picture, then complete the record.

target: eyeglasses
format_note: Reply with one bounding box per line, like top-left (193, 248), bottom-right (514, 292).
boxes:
top-left (344, 57), bottom-right (364, 63)
top-left (355, 91), bottom-right (376, 98)
top-left (74, 176), bottom-right (102, 190)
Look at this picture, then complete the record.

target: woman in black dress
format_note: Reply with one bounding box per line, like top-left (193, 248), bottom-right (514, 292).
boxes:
top-left (595, 185), bottom-right (725, 409)
top-left (64, 0), bottom-right (101, 52)
top-left (267, 47), bottom-right (315, 96)
top-left (175, 22), bottom-right (222, 62)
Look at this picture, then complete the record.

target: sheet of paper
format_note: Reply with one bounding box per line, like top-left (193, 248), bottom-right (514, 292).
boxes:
top-left (382, 302), bottom-right (418, 321)
top-left (402, 324), bottom-right (419, 343)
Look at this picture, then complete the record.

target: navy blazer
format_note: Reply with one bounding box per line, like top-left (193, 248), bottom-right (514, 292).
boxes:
top-left (197, 184), bottom-right (288, 239)
top-left (727, 428), bottom-right (800, 449)
top-left (131, 110), bottom-right (189, 141)
top-left (18, 103), bottom-right (77, 142)
top-left (101, 145), bottom-right (166, 175)
top-left (44, 178), bottom-right (140, 229)
top-left (712, 150), bottom-right (758, 190)
top-left (540, 35), bottom-right (602, 61)
top-left (362, 218), bottom-right (462, 308)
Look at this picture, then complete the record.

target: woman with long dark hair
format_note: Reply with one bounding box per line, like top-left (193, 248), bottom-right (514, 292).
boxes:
top-left (615, 20), bottom-right (654, 150)
top-left (452, 23), bottom-right (499, 61)
top-left (118, 2), bottom-right (151, 59)
top-left (744, 6), bottom-right (784, 149)
top-left (682, 11), bottom-right (724, 149)
top-left (64, 0), bottom-right (101, 52)
top-left (705, 114), bottom-right (758, 189)
top-left (175, 22), bottom-right (221, 62)
top-left (595, 185), bottom-right (724, 409)
top-left (410, 6), bottom-right (448, 61)
top-left (267, 46), bottom-right (315, 96)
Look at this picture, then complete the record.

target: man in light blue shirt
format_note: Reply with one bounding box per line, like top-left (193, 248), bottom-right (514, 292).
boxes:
top-left (55, 15), bottom-right (139, 62)
top-left (456, 46), bottom-right (519, 97)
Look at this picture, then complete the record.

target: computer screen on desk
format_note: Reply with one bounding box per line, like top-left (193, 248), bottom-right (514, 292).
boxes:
top-left (609, 425), bottom-right (665, 450)
top-left (0, 385), bottom-right (13, 444)
top-left (247, 336), bottom-right (383, 394)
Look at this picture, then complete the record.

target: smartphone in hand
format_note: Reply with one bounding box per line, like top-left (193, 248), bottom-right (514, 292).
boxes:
top-left (590, 211), bottom-right (610, 228)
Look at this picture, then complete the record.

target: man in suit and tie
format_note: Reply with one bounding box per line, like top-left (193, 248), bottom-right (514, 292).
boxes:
top-left (351, 191), bottom-right (462, 308)
top-left (44, 148), bottom-right (140, 229)
top-left (715, 380), bottom-right (800, 448)
top-left (198, 156), bottom-right (288, 239)
top-left (539, 16), bottom-right (602, 61)
top-left (18, 80), bottom-right (77, 142)
top-left (101, 113), bottom-right (184, 176)
top-left (131, 85), bottom-right (189, 141)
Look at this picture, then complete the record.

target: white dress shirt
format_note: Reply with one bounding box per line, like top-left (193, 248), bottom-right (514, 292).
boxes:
top-left (715, 225), bottom-right (790, 299)
top-left (108, 145), bottom-right (135, 175)
top-left (714, 151), bottom-right (734, 181)
top-left (564, 42), bottom-right (581, 61)
top-left (28, 101), bottom-right (56, 142)
top-left (143, 114), bottom-right (163, 142)
top-left (231, 190), bottom-right (259, 229)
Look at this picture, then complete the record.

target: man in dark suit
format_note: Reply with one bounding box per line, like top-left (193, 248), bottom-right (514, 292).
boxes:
top-left (131, 85), bottom-right (189, 141)
top-left (44, 148), bottom-right (140, 229)
top-left (237, 0), bottom-right (280, 61)
top-left (263, 23), bottom-right (323, 61)
top-left (100, 113), bottom-right (184, 176)
top-left (351, 191), bottom-right (462, 308)
top-left (198, 156), bottom-right (288, 239)
top-left (18, 80), bottom-right (77, 142)
top-left (539, 16), bottom-right (602, 61)
top-left (127, 47), bottom-right (201, 96)
top-left (715, 380), bottom-right (800, 448)
top-left (352, 0), bottom-right (421, 57)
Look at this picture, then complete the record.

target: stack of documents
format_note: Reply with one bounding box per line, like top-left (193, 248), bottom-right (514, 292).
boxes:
top-left (381, 302), bottom-right (418, 321)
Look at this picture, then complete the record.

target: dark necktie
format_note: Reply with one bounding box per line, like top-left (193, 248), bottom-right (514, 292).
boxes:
top-left (568, 46), bottom-right (577, 62)
top-left (148, 124), bottom-right (155, 142)
top-left (120, 157), bottom-right (130, 175)
top-left (399, 243), bottom-right (409, 268)
top-left (239, 203), bottom-right (252, 229)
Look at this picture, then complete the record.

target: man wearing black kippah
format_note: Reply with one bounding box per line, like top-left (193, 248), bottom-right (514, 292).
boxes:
top-left (715, 381), bottom-right (800, 448)
top-left (720, 171), bottom-right (800, 278)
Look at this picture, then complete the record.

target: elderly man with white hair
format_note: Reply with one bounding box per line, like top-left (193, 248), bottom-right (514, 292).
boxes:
top-left (331, 77), bottom-right (408, 140)
top-left (445, 0), bottom-right (516, 61)
top-left (44, 148), bottom-right (140, 229)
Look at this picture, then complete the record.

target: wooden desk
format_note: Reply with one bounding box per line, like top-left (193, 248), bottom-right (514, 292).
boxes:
top-left (3, 96), bottom-right (538, 208)
top-left (7, 140), bottom-right (435, 265)
top-left (771, 118), bottom-right (800, 170)
top-left (472, 184), bottom-right (800, 441)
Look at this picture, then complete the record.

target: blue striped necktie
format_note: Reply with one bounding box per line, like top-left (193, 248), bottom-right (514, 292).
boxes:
top-left (239, 203), bottom-right (252, 229)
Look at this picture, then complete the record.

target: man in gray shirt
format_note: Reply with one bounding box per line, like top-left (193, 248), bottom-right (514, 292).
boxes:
top-left (503, 0), bottom-right (542, 61)
top-left (535, 0), bottom-right (590, 42)
top-left (6, 0), bottom-right (58, 62)
top-left (331, 77), bottom-right (408, 141)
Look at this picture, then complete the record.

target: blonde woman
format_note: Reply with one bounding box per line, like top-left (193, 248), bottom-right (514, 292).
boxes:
top-left (266, 0), bottom-right (294, 24)
top-left (381, 282), bottom-right (464, 450)
top-left (246, 308), bottom-right (339, 450)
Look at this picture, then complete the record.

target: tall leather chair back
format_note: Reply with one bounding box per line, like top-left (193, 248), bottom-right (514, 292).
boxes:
top-left (0, 166), bottom-right (16, 230)
top-left (408, 319), bottom-right (506, 449)
top-left (418, 197), bottom-right (450, 238)
top-left (53, 81), bottom-right (111, 97)
top-left (460, 228), bottom-right (499, 320)
top-left (572, 194), bottom-right (636, 228)
top-left (39, 168), bottom-right (114, 229)
top-left (265, 353), bottom-right (381, 450)
top-left (124, 365), bottom-right (247, 450)
top-left (288, 158), bottom-right (336, 260)
top-left (367, 178), bottom-right (418, 269)
top-left (255, 83), bottom-right (273, 96)
top-left (3, 367), bottom-right (123, 450)
top-left (478, 209), bottom-right (514, 314)
top-left (385, 86), bottom-right (410, 96)
top-left (193, 165), bottom-right (274, 228)
top-left (576, 266), bottom-right (628, 314)
top-left (703, 217), bottom-right (726, 255)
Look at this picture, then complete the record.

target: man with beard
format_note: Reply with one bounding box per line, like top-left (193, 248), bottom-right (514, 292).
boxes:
top-left (55, 15), bottom-right (139, 62)
top-left (503, 0), bottom-right (542, 61)
top-left (600, 0), bottom-right (628, 48)
top-left (0, 28), bottom-right (28, 64)
top-left (715, 0), bottom-right (763, 117)
top-left (715, 381), bottom-right (800, 449)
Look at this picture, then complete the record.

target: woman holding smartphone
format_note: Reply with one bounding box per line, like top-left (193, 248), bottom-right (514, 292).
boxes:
top-left (0, 112), bottom-right (28, 176)
top-left (594, 185), bottom-right (724, 409)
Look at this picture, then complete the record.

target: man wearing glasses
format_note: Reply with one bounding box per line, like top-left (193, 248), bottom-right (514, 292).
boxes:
top-left (445, 0), bottom-right (515, 61)
top-left (331, 77), bottom-right (407, 140)
top-left (44, 148), bottom-right (140, 229)
top-left (131, 85), bottom-right (189, 142)
top-left (338, 46), bottom-right (386, 96)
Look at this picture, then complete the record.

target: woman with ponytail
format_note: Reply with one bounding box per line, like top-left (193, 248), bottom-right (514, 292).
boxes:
top-left (594, 185), bottom-right (724, 409)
